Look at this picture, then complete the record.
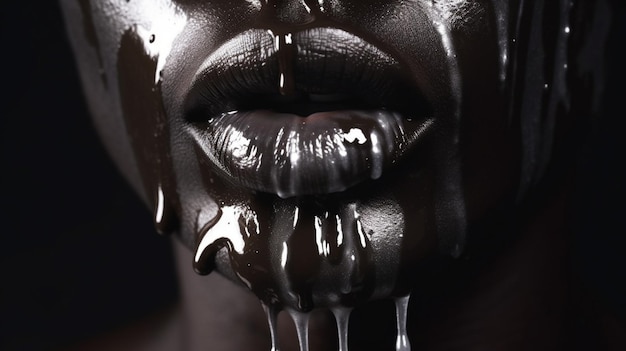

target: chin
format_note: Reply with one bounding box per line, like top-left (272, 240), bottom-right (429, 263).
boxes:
top-left (159, 10), bottom-right (476, 313)
top-left (61, 0), bottom-right (523, 348)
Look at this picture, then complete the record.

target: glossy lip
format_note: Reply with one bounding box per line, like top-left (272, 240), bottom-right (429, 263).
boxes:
top-left (184, 28), bottom-right (434, 197)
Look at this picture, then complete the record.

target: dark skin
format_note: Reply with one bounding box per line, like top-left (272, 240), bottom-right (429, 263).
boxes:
top-left (59, 0), bottom-right (624, 350)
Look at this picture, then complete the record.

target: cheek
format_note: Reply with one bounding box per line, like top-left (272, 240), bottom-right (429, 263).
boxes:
top-left (432, 0), bottom-right (487, 31)
top-left (61, 0), bottom-right (195, 202)
top-left (82, 0), bottom-right (260, 238)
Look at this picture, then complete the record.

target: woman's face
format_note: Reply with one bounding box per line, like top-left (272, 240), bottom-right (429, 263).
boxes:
top-left (62, 0), bottom-right (518, 310)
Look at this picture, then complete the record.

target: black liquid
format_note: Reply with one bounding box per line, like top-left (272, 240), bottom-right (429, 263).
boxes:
top-left (117, 30), bottom-right (180, 236)
top-left (112, 0), bottom-right (583, 349)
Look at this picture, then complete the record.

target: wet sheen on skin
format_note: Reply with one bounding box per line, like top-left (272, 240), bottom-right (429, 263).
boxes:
top-left (65, 0), bottom-right (580, 349)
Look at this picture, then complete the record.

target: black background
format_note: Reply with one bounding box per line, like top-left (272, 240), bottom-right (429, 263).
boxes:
top-left (1, 1), bottom-right (625, 350)
top-left (1, 2), bottom-right (177, 350)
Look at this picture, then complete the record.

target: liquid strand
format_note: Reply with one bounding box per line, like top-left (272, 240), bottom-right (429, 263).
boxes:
top-left (263, 304), bottom-right (281, 351)
top-left (276, 33), bottom-right (296, 96)
top-left (153, 183), bottom-right (177, 235)
top-left (289, 310), bottom-right (311, 351)
top-left (395, 295), bottom-right (411, 351)
top-left (332, 307), bottom-right (352, 351)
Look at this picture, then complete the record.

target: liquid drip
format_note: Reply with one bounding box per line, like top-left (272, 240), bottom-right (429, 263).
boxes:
top-left (191, 190), bottom-right (282, 305)
top-left (107, 1), bottom-right (596, 350)
top-left (193, 207), bottom-right (230, 275)
top-left (283, 202), bottom-right (375, 310)
top-left (341, 204), bottom-right (375, 304)
top-left (117, 29), bottom-right (180, 238)
top-left (289, 310), bottom-right (311, 351)
top-left (193, 205), bottom-right (259, 275)
top-left (492, 0), bottom-right (510, 84)
top-left (325, 213), bottom-right (344, 265)
top-left (425, 4), bottom-right (467, 258)
top-left (513, 0), bottom-right (577, 197)
top-left (394, 295), bottom-right (411, 351)
top-left (536, 0), bottom-right (572, 183)
top-left (154, 183), bottom-right (177, 235)
top-left (260, 0), bottom-right (327, 97)
top-left (275, 32), bottom-right (296, 96)
top-left (331, 307), bottom-right (352, 351)
top-left (284, 203), bottom-right (323, 311)
top-left (195, 1), bottom-right (464, 348)
top-left (263, 304), bottom-right (281, 351)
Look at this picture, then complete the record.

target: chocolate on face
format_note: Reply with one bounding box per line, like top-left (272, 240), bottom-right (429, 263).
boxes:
top-left (62, 0), bottom-right (530, 334)
top-left (61, 0), bottom-right (514, 304)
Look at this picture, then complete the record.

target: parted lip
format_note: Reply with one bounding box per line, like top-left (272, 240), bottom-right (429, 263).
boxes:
top-left (184, 27), bottom-right (434, 197)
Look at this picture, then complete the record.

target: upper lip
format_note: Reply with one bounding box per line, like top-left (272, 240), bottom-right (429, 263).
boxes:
top-left (184, 28), bottom-right (430, 120)
top-left (183, 28), bottom-right (434, 197)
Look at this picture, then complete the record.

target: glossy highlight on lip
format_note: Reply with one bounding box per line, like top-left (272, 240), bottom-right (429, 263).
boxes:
top-left (60, 0), bottom-right (611, 348)
top-left (190, 109), bottom-right (434, 197)
top-left (185, 27), bottom-right (434, 197)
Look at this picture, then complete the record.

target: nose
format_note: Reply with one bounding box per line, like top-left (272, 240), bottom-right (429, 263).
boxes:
top-left (258, 0), bottom-right (320, 26)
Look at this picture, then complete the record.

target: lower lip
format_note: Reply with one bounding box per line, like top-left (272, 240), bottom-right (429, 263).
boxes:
top-left (189, 109), bottom-right (433, 197)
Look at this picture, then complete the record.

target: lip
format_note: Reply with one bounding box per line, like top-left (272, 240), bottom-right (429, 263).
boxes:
top-left (184, 28), bottom-right (434, 197)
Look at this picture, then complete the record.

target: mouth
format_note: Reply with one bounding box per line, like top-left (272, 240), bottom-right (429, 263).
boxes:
top-left (184, 28), bottom-right (434, 198)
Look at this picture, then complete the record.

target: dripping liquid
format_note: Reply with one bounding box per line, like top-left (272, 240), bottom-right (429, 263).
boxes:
top-left (112, 1), bottom-right (429, 350)
top-left (331, 307), bottom-right (351, 351)
top-left (117, 29), bottom-right (180, 236)
top-left (109, 0), bottom-right (586, 349)
top-left (190, 1), bottom-right (440, 350)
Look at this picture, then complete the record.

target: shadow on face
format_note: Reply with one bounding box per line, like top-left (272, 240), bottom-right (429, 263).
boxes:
top-left (57, 0), bottom-right (620, 349)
